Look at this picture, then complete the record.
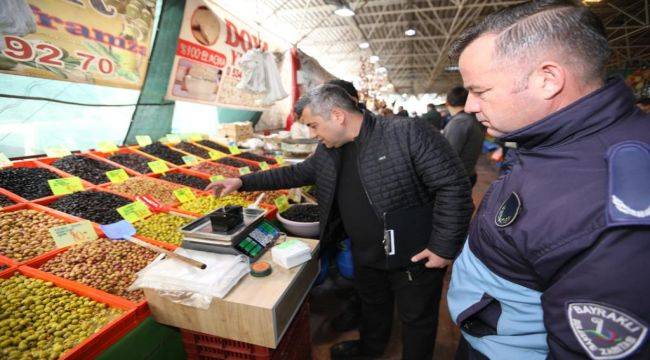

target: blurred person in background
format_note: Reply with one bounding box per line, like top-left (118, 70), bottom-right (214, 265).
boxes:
top-left (421, 103), bottom-right (443, 130)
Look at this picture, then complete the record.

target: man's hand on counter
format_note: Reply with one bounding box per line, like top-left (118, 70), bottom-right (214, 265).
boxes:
top-left (205, 178), bottom-right (243, 197)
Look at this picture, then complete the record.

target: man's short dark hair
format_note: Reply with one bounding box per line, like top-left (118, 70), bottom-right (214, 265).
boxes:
top-left (447, 87), bottom-right (469, 107)
top-left (449, 0), bottom-right (610, 82)
top-left (327, 79), bottom-right (359, 100)
top-left (427, 103), bottom-right (435, 110)
top-left (294, 84), bottom-right (361, 119)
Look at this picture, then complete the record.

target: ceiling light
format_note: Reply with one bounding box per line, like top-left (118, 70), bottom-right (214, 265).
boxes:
top-left (404, 28), bottom-right (416, 37)
top-left (334, 5), bottom-right (355, 17)
top-left (359, 42), bottom-right (370, 49)
top-left (369, 55), bottom-right (379, 63)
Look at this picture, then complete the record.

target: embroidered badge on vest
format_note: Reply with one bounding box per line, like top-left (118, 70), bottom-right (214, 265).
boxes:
top-left (607, 141), bottom-right (650, 225)
top-left (567, 302), bottom-right (648, 360)
top-left (495, 192), bottom-right (521, 227)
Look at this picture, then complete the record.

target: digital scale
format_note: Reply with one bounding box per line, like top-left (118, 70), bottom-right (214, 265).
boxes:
top-left (180, 207), bottom-right (283, 261)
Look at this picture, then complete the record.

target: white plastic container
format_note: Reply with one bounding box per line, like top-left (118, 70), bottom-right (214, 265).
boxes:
top-left (276, 210), bottom-right (319, 238)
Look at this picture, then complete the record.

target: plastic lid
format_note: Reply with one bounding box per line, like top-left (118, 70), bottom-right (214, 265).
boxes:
top-left (250, 261), bottom-right (272, 277)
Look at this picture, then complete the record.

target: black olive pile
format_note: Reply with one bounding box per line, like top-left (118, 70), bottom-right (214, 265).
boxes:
top-left (139, 142), bottom-right (185, 165)
top-left (108, 153), bottom-right (153, 174)
top-left (282, 204), bottom-right (319, 222)
top-left (160, 173), bottom-right (209, 190)
top-left (216, 157), bottom-right (260, 171)
top-left (0, 167), bottom-right (60, 199)
top-left (174, 141), bottom-right (210, 158)
top-left (197, 140), bottom-right (229, 153)
top-left (235, 152), bottom-right (277, 164)
top-left (48, 191), bottom-right (131, 224)
top-left (52, 155), bottom-right (117, 184)
top-left (0, 194), bottom-right (14, 207)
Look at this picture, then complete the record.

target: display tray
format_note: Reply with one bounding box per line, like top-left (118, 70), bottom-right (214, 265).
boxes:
top-left (87, 148), bottom-right (166, 175)
top-left (37, 155), bottom-right (138, 187)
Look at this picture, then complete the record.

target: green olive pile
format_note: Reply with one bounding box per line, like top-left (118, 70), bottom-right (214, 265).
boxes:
top-left (0, 210), bottom-right (66, 261)
top-left (173, 141), bottom-right (210, 158)
top-left (191, 162), bottom-right (239, 177)
top-left (179, 195), bottom-right (249, 215)
top-left (197, 139), bottom-right (229, 153)
top-left (107, 177), bottom-right (183, 205)
top-left (139, 143), bottom-right (185, 165)
top-left (0, 167), bottom-right (60, 200)
top-left (134, 213), bottom-right (193, 246)
top-left (107, 153), bottom-right (153, 174)
top-left (40, 238), bottom-right (157, 302)
top-left (0, 274), bottom-right (123, 359)
top-left (48, 191), bottom-right (131, 224)
top-left (51, 155), bottom-right (117, 185)
top-left (0, 194), bottom-right (14, 208)
top-left (160, 173), bottom-right (209, 190)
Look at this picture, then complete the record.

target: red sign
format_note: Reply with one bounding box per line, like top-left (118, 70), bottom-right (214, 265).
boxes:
top-left (177, 39), bottom-right (227, 68)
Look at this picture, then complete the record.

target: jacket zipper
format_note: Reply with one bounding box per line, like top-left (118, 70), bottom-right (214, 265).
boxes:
top-left (354, 142), bottom-right (382, 221)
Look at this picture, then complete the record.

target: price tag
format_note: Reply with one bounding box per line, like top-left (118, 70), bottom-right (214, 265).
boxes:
top-left (0, 153), bottom-right (12, 167)
top-left (288, 188), bottom-right (302, 203)
top-left (97, 140), bottom-right (119, 153)
top-left (117, 201), bottom-right (152, 223)
top-left (275, 156), bottom-right (285, 165)
top-left (44, 146), bottom-right (71, 158)
top-left (147, 160), bottom-right (169, 174)
top-left (190, 134), bottom-right (204, 141)
top-left (259, 162), bottom-right (270, 171)
top-left (209, 151), bottom-right (226, 160)
top-left (105, 169), bottom-right (129, 183)
top-left (274, 196), bottom-right (291, 213)
top-left (173, 187), bottom-right (196, 203)
top-left (210, 175), bottom-right (225, 182)
top-left (136, 135), bottom-right (152, 147)
top-left (166, 134), bottom-right (181, 144)
top-left (228, 145), bottom-right (241, 155)
top-left (48, 177), bottom-right (84, 195)
top-left (49, 221), bottom-right (97, 248)
top-left (182, 155), bottom-right (199, 165)
top-left (239, 167), bottom-right (251, 175)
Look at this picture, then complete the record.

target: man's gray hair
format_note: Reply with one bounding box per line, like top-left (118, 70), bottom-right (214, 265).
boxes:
top-left (294, 84), bottom-right (361, 119)
top-left (450, 0), bottom-right (611, 83)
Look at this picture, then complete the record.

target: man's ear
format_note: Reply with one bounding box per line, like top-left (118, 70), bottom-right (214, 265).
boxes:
top-left (532, 61), bottom-right (565, 100)
top-left (330, 107), bottom-right (346, 125)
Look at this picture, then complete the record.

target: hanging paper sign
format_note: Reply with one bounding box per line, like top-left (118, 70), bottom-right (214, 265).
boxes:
top-left (136, 135), bottom-right (153, 147)
top-left (210, 175), bottom-right (224, 182)
top-left (97, 141), bottom-right (119, 153)
top-left (238, 167), bottom-right (251, 175)
top-left (209, 150), bottom-right (226, 160)
top-left (0, 1), bottom-right (155, 90)
top-left (48, 177), bottom-right (84, 195)
top-left (274, 196), bottom-right (290, 213)
top-left (117, 201), bottom-right (152, 223)
top-left (44, 146), bottom-right (71, 158)
top-left (173, 187), bottom-right (196, 203)
top-left (105, 169), bottom-right (129, 184)
top-left (182, 155), bottom-right (199, 165)
top-left (147, 160), bottom-right (169, 174)
top-left (49, 221), bottom-right (98, 248)
top-left (0, 153), bottom-right (12, 167)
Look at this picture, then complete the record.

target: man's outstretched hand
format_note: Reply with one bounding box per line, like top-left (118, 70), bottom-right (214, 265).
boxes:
top-left (205, 178), bottom-right (243, 197)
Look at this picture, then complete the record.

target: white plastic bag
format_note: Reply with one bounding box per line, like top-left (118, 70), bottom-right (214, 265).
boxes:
top-left (236, 49), bottom-right (266, 93)
top-left (130, 248), bottom-right (250, 309)
top-left (262, 52), bottom-right (288, 105)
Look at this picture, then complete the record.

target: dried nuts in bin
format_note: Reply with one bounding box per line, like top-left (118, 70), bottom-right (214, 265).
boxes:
top-left (0, 209), bottom-right (66, 261)
top-left (107, 177), bottom-right (183, 205)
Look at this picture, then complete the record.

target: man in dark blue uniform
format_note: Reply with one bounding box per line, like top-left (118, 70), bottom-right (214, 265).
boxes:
top-left (447, 1), bottom-right (650, 359)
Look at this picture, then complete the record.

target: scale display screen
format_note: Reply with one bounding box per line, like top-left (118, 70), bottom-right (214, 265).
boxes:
top-left (234, 220), bottom-right (281, 258)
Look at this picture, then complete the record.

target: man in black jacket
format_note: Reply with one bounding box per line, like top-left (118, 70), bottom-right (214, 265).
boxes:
top-left (421, 103), bottom-right (443, 130)
top-left (207, 84), bottom-right (473, 360)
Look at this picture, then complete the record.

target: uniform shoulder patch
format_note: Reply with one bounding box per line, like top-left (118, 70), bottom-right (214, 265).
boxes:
top-left (567, 302), bottom-right (647, 360)
top-left (606, 141), bottom-right (650, 226)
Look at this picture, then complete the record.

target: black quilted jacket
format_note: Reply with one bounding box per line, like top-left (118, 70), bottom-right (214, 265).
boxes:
top-left (241, 111), bottom-right (474, 258)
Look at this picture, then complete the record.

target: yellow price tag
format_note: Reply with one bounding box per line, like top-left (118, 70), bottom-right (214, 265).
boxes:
top-left (97, 140), bottom-right (119, 153)
top-left (117, 201), bottom-right (152, 223)
top-left (274, 196), bottom-right (291, 213)
top-left (190, 134), bottom-right (203, 141)
top-left (228, 145), bottom-right (241, 155)
top-left (259, 162), bottom-right (270, 171)
top-left (210, 175), bottom-right (225, 182)
top-left (136, 135), bottom-right (152, 147)
top-left (275, 156), bottom-right (285, 165)
top-left (0, 153), bottom-right (12, 167)
top-left (173, 187), bottom-right (196, 203)
top-left (209, 151), bottom-right (226, 160)
top-left (166, 134), bottom-right (181, 144)
top-left (288, 188), bottom-right (302, 203)
top-left (105, 169), bottom-right (129, 183)
top-left (49, 221), bottom-right (98, 248)
top-left (147, 160), bottom-right (169, 174)
top-left (48, 177), bottom-right (84, 195)
top-left (239, 167), bottom-right (251, 175)
top-left (182, 155), bottom-right (199, 165)
top-left (44, 146), bottom-right (71, 158)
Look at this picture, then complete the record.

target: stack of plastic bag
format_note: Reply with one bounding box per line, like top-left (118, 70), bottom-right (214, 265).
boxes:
top-left (130, 248), bottom-right (250, 309)
top-left (236, 49), bottom-right (288, 105)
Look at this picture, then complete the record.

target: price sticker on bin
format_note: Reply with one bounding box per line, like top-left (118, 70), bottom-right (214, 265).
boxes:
top-left (275, 156), bottom-right (285, 165)
top-left (105, 169), bottom-right (129, 184)
top-left (274, 196), bottom-right (291, 213)
top-left (97, 140), bottom-right (119, 153)
top-left (210, 175), bottom-right (225, 182)
top-left (228, 145), bottom-right (242, 155)
top-left (173, 187), bottom-right (196, 203)
top-left (189, 134), bottom-right (204, 141)
top-left (182, 155), bottom-right (199, 165)
top-left (239, 167), bottom-right (251, 175)
top-left (166, 134), bottom-right (182, 144)
top-left (209, 151), bottom-right (226, 160)
top-left (49, 221), bottom-right (97, 248)
top-left (136, 135), bottom-right (152, 147)
top-left (147, 160), bottom-right (169, 174)
top-left (48, 177), bottom-right (84, 195)
top-left (117, 201), bottom-right (152, 223)
top-left (259, 162), bottom-right (270, 171)
top-left (45, 146), bottom-right (71, 158)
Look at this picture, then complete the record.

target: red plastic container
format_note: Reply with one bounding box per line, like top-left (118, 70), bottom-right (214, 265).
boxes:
top-left (0, 187), bottom-right (26, 206)
top-left (182, 300), bottom-right (311, 360)
top-left (1, 266), bottom-right (139, 360)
